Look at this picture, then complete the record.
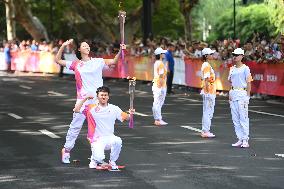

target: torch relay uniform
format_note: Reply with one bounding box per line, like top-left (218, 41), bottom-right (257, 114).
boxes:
top-left (200, 61), bottom-right (216, 138)
top-left (152, 47), bottom-right (168, 126)
top-left (61, 58), bottom-right (107, 163)
top-left (81, 103), bottom-right (129, 170)
top-left (228, 64), bottom-right (253, 148)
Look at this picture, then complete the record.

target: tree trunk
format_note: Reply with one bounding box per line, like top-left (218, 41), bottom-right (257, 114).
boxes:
top-left (70, 0), bottom-right (144, 44)
top-left (179, 0), bottom-right (199, 41)
top-left (70, 0), bottom-right (115, 42)
top-left (187, 13), bottom-right (193, 41)
top-left (124, 5), bottom-right (143, 43)
top-left (13, 0), bottom-right (49, 41)
top-left (5, 0), bottom-right (16, 40)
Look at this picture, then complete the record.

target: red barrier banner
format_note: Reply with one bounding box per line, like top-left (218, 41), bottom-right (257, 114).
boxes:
top-left (102, 55), bottom-right (128, 78)
top-left (6, 51), bottom-right (284, 97)
top-left (247, 62), bottom-right (284, 96)
top-left (102, 55), bottom-right (154, 80)
top-left (129, 56), bottom-right (153, 81)
top-left (11, 51), bottom-right (60, 73)
top-left (184, 58), bottom-right (232, 91)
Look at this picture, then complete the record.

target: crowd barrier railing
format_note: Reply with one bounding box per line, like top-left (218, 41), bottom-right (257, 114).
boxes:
top-left (0, 51), bottom-right (283, 97)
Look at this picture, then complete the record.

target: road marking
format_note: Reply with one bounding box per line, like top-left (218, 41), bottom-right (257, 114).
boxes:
top-left (2, 78), bottom-right (19, 81)
top-left (135, 90), bottom-right (148, 94)
top-left (47, 91), bottom-right (66, 97)
top-left (181, 126), bottom-right (202, 133)
top-left (249, 110), bottom-right (284, 118)
top-left (178, 97), bottom-right (201, 102)
top-left (39, 129), bottom-right (61, 138)
top-left (133, 112), bottom-right (149, 117)
top-left (266, 100), bottom-right (284, 105)
top-left (8, 113), bottom-right (23, 119)
top-left (275, 154), bottom-right (284, 158)
top-left (19, 85), bottom-right (32, 89)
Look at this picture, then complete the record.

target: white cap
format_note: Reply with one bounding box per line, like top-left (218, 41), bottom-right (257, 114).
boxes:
top-left (154, 47), bottom-right (167, 55)
top-left (232, 48), bottom-right (244, 55)
top-left (201, 48), bottom-right (215, 56)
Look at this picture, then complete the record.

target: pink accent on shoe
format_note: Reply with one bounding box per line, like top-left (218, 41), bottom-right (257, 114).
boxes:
top-left (201, 132), bottom-right (215, 138)
top-left (232, 140), bottom-right (242, 147)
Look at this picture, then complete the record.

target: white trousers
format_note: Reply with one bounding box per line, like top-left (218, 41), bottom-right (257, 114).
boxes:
top-left (230, 100), bottom-right (249, 141)
top-left (152, 86), bottom-right (167, 121)
top-left (91, 135), bottom-right (122, 162)
top-left (64, 98), bottom-right (96, 152)
top-left (202, 94), bottom-right (215, 132)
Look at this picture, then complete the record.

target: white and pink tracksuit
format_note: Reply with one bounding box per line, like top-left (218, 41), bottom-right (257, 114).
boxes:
top-left (82, 103), bottom-right (128, 163)
top-left (63, 58), bottom-right (106, 152)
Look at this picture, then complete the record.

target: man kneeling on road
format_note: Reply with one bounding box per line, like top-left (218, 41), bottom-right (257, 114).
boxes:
top-left (73, 86), bottom-right (134, 171)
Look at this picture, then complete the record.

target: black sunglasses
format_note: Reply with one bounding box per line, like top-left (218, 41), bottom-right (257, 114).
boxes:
top-left (232, 54), bottom-right (241, 57)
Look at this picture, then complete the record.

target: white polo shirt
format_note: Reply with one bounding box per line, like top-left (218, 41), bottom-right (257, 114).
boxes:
top-left (228, 64), bottom-right (252, 101)
top-left (66, 58), bottom-right (106, 99)
top-left (82, 104), bottom-right (126, 142)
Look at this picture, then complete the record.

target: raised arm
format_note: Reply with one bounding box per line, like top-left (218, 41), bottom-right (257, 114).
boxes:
top-left (55, 39), bottom-right (73, 67)
top-left (73, 95), bottom-right (93, 113)
top-left (105, 44), bottom-right (125, 66)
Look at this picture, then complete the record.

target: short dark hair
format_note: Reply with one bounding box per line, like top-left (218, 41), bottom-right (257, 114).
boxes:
top-left (167, 42), bottom-right (175, 47)
top-left (96, 86), bottom-right (110, 95)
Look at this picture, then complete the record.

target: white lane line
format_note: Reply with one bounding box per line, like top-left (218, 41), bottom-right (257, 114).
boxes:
top-left (134, 112), bottom-right (150, 117)
top-left (135, 90), bottom-right (148, 94)
top-left (249, 110), bottom-right (284, 118)
top-left (275, 154), bottom-right (284, 158)
top-left (2, 78), bottom-right (19, 81)
top-left (8, 113), bottom-right (23, 119)
top-left (178, 97), bottom-right (201, 102)
top-left (47, 91), bottom-right (66, 97)
top-left (181, 126), bottom-right (202, 133)
top-left (39, 129), bottom-right (61, 138)
top-left (19, 85), bottom-right (32, 89)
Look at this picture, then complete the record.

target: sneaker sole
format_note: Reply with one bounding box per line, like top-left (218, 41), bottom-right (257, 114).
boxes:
top-left (201, 135), bottom-right (216, 138)
top-left (241, 145), bottom-right (250, 148)
top-left (232, 145), bottom-right (242, 147)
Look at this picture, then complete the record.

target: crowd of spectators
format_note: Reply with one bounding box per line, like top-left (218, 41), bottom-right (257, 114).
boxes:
top-left (128, 33), bottom-right (284, 64)
top-left (1, 33), bottom-right (283, 64)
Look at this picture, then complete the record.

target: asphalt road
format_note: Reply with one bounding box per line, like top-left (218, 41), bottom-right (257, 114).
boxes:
top-left (0, 71), bottom-right (284, 189)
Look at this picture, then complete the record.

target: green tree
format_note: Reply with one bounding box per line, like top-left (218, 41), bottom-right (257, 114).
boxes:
top-left (152, 0), bottom-right (184, 39)
top-left (191, 0), bottom-right (241, 41)
top-left (211, 3), bottom-right (277, 43)
top-left (265, 0), bottom-right (284, 34)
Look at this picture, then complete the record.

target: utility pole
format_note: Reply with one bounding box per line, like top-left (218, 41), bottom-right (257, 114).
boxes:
top-left (49, 0), bottom-right (53, 40)
top-left (233, 0), bottom-right (236, 39)
top-left (142, 0), bottom-right (152, 44)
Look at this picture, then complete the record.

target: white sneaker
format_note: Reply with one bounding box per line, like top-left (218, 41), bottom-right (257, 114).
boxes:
top-left (159, 120), bottom-right (168, 125)
top-left (61, 148), bottom-right (70, 164)
top-left (232, 140), bottom-right (242, 147)
top-left (109, 161), bottom-right (119, 171)
top-left (154, 120), bottom-right (161, 126)
top-left (201, 132), bottom-right (215, 138)
top-left (241, 140), bottom-right (250, 148)
top-left (89, 161), bottom-right (97, 169)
